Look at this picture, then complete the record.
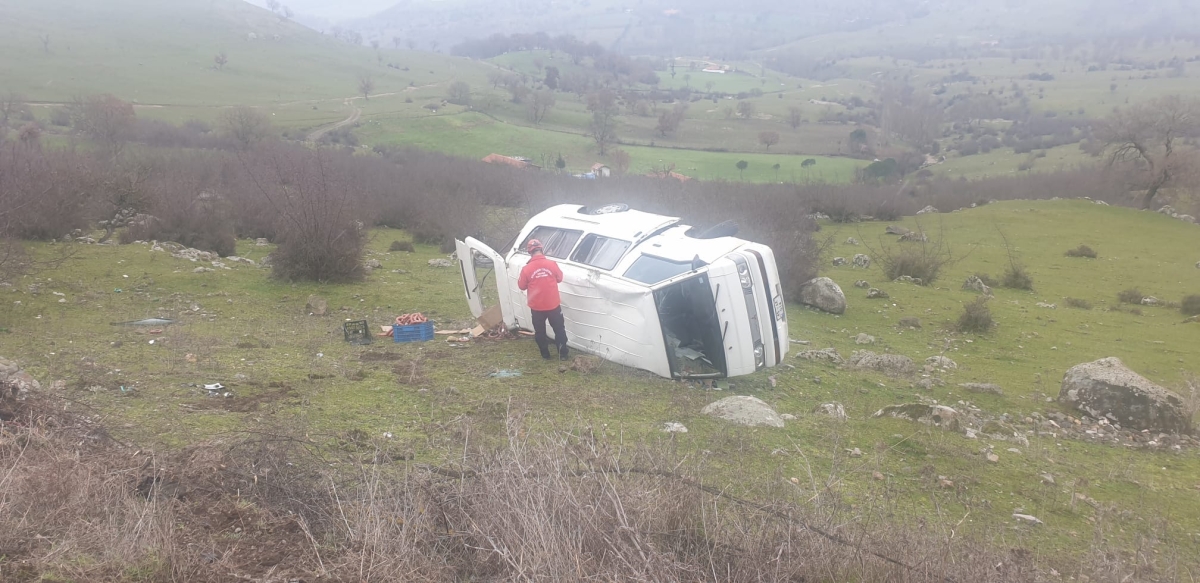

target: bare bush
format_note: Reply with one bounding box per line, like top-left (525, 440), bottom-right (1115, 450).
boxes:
top-left (389, 239), bottom-right (415, 252)
top-left (69, 94), bottom-right (137, 155)
top-left (1065, 297), bottom-right (1093, 310)
top-left (218, 106), bottom-right (274, 150)
top-left (956, 297), bottom-right (995, 333)
top-left (1182, 294), bottom-right (1200, 316)
top-left (1066, 244), bottom-right (1097, 258)
top-left (1118, 288), bottom-right (1145, 305)
top-left (1001, 264), bottom-right (1034, 290)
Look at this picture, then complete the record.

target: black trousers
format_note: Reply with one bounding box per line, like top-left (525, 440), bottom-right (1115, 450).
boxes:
top-left (531, 306), bottom-right (568, 359)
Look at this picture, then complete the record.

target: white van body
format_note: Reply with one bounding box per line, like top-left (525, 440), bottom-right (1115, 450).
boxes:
top-left (456, 204), bottom-right (789, 379)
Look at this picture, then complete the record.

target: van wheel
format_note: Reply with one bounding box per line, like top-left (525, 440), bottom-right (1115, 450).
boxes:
top-left (580, 203), bottom-right (629, 215)
top-left (688, 219), bottom-right (739, 239)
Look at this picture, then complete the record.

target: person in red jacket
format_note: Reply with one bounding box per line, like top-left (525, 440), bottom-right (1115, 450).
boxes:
top-left (517, 239), bottom-right (569, 360)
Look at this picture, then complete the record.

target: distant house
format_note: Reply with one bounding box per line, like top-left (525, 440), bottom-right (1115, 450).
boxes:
top-left (702, 67), bottom-right (726, 74)
top-left (482, 154), bottom-right (539, 169)
top-left (591, 163), bottom-right (611, 178)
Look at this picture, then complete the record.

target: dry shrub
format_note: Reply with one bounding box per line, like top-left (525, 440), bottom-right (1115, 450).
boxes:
top-left (956, 297), bottom-right (995, 333)
top-left (389, 239), bottom-right (415, 252)
top-left (1181, 294), bottom-right (1200, 316)
top-left (1001, 263), bottom-right (1034, 290)
top-left (1118, 288), bottom-right (1145, 304)
top-left (1066, 244), bottom-right (1098, 258)
top-left (1065, 297), bottom-right (1093, 310)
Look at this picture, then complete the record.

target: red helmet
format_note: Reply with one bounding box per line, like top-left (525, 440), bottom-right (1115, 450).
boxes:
top-left (527, 239), bottom-right (544, 253)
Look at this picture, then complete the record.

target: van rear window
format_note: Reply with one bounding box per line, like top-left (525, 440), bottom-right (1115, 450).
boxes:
top-left (523, 227), bottom-right (582, 259)
top-left (624, 255), bottom-right (693, 284)
top-left (571, 234), bottom-right (630, 270)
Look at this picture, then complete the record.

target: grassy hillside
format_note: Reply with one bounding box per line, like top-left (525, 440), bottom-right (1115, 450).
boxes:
top-left (2, 200), bottom-right (1198, 572)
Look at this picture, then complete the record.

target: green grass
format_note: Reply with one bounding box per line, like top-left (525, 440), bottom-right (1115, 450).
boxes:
top-left (3, 200), bottom-right (1199, 568)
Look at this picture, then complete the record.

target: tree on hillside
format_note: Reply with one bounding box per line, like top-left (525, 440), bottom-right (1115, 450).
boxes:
top-left (214, 52), bottom-right (228, 70)
top-left (527, 90), bottom-right (555, 124)
top-left (876, 80), bottom-right (941, 150)
top-left (447, 81), bottom-right (471, 106)
top-left (1096, 95), bottom-right (1200, 209)
top-left (587, 90), bottom-right (620, 155)
top-left (736, 100), bottom-right (756, 120)
top-left (370, 40), bottom-right (380, 51)
top-left (220, 106), bottom-right (274, 150)
top-left (544, 66), bottom-right (560, 90)
top-left (393, 36), bottom-right (402, 50)
top-left (801, 158), bottom-right (816, 168)
top-left (736, 160), bottom-right (748, 179)
top-left (358, 75), bottom-right (375, 101)
top-left (70, 94), bottom-right (136, 156)
top-left (787, 106), bottom-right (802, 130)
top-left (266, 0), bottom-right (280, 12)
top-left (611, 149), bottom-right (631, 175)
top-left (282, 6), bottom-right (293, 20)
top-left (656, 103), bottom-right (688, 137)
top-left (38, 33), bottom-right (50, 54)
top-left (758, 130), bottom-right (780, 151)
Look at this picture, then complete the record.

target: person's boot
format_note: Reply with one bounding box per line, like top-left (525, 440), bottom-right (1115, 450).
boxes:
top-left (559, 345), bottom-right (570, 360)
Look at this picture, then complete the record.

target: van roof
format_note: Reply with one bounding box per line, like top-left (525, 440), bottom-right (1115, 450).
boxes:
top-left (529, 204), bottom-right (680, 243)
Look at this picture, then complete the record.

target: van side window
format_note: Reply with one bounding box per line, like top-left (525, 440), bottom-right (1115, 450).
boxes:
top-left (523, 227), bottom-right (582, 259)
top-left (571, 234), bottom-right (630, 270)
top-left (624, 255), bottom-right (693, 284)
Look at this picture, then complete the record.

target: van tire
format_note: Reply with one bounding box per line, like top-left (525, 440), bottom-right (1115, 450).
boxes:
top-left (690, 219), bottom-right (739, 239)
top-left (579, 203), bottom-right (629, 215)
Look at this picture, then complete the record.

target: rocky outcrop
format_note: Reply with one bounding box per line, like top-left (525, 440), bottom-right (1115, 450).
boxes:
top-left (848, 351), bottom-right (915, 375)
top-left (701, 396), bottom-right (784, 428)
top-left (1059, 357), bottom-right (1191, 434)
top-left (798, 277), bottom-right (846, 315)
top-left (795, 348), bottom-right (844, 365)
top-left (0, 357), bottom-right (39, 401)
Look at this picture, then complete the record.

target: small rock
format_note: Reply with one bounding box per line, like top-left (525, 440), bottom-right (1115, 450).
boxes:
top-left (845, 237), bottom-right (860, 246)
top-left (1041, 473), bottom-right (1056, 485)
top-left (852, 254), bottom-right (871, 268)
top-left (854, 280), bottom-right (870, 289)
top-left (1036, 302), bottom-right (1056, 309)
top-left (849, 351), bottom-right (915, 375)
top-left (866, 288), bottom-right (889, 299)
top-left (305, 295), bottom-right (328, 316)
top-left (939, 478), bottom-right (955, 488)
top-left (255, 238), bottom-right (269, 246)
top-left (873, 471), bottom-right (885, 481)
top-left (1007, 448), bottom-right (1021, 454)
top-left (899, 231), bottom-right (928, 243)
top-left (428, 258), bottom-right (453, 268)
top-left (854, 333), bottom-right (875, 345)
top-left (926, 356), bottom-right (957, 370)
top-left (962, 275), bottom-right (993, 296)
top-left (849, 448), bottom-right (863, 458)
top-left (986, 452), bottom-right (1000, 463)
top-left (662, 422), bottom-right (688, 433)
top-left (873, 403), bottom-right (959, 429)
top-left (885, 225), bottom-right (911, 236)
top-left (897, 317), bottom-right (922, 329)
top-left (960, 382), bottom-right (1003, 395)
top-left (796, 348), bottom-right (843, 364)
top-left (812, 402), bottom-right (847, 420)
top-left (1013, 513), bottom-right (1043, 526)
top-left (894, 275), bottom-right (922, 285)
top-left (365, 259), bottom-right (383, 269)
top-left (916, 205), bottom-right (939, 215)
top-left (193, 267), bottom-right (212, 274)
top-left (1140, 296), bottom-right (1160, 306)
top-left (832, 257), bottom-right (847, 267)
top-left (780, 413), bottom-right (796, 421)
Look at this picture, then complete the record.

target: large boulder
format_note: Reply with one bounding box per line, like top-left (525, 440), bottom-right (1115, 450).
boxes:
top-left (305, 295), bottom-right (328, 316)
top-left (1059, 357), bottom-right (1191, 434)
top-left (701, 396), bottom-right (785, 428)
top-left (0, 357), bottom-right (39, 401)
top-left (798, 277), bottom-right (846, 315)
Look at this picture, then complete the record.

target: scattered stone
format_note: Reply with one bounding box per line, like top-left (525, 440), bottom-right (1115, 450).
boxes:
top-left (255, 238), bottom-right (270, 246)
top-left (866, 288), bottom-right (889, 299)
top-left (226, 256), bottom-right (256, 266)
top-left (1195, 261), bottom-right (1200, 269)
top-left (0, 357), bottom-right (39, 401)
top-left (1140, 296), bottom-right (1161, 306)
top-left (193, 267), bottom-right (212, 274)
top-left (172, 248), bottom-right (216, 262)
top-left (796, 348), bottom-right (844, 365)
top-left (854, 333), bottom-right (875, 345)
top-left (852, 254), bottom-right (871, 269)
top-left (428, 258), bottom-right (453, 268)
top-left (662, 422), bottom-right (688, 433)
top-left (960, 382), bottom-right (1004, 395)
top-left (210, 261), bottom-right (229, 270)
top-left (894, 275), bottom-right (922, 285)
top-left (1013, 514), bottom-right (1043, 526)
top-left (939, 478), bottom-right (955, 489)
top-left (849, 447), bottom-right (863, 458)
top-left (701, 396), bottom-right (785, 428)
top-left (962, 275), bottom-right (993, 296)
top-left (915, 378), bottom-right (943, 390)
top-left (812, 402), bottom-right (847, 420)
top-left (798, 277), bottom-right (846, 315)
top-left (898, 317), bottom-right (922, 329)
top-left (1158, 205), bottom-right (1176, 215)
top-left (1059, 357), bottom-right (1191, 434)
top-left (1178, 214), bottom-right (1196, 224)
top-left (916, 205), bottom-right (939, 215)
top-left (885, 225), bottom-right (911, 236)
top-left (1040, 473), bottom-right (1056, 485)
top-left (899, 231), bottom-right (929, 243)
top-left (365, 259), bottom-right (383, 270)
top-left (849, 351), bottom-right (915, 375)
top-left (925, 356), bottom-right (957, 370)
top-left (1007, 448), bottom-right (1021, 454)
top-left (1036, 302), bottom-right (1056, 309)
top-left (873, 403), bottom-right (959, 429)
top-left (780, 413), bottom-right (796, 421)
top-left (854, 280), bottom-right (870, 289)
top-left (845, 237), bottom-right (860, 246)
top-left (986, 452), bottom-right (1000, 463)
top-left (832, 257), bottom-right (847, 267)
top-left (873, 471), bottom-right (885, 481)
top-left (305, 295), bottom-right (329, 316)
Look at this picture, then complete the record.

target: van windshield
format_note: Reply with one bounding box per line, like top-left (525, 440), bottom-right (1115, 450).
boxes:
top-left (571, 234), bottom-right (630, 270)
top-left (624, 255), bottom-right (693, 284)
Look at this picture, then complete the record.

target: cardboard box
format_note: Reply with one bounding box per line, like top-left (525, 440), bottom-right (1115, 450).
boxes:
top-left (476, 304), bottom-right (503, 330)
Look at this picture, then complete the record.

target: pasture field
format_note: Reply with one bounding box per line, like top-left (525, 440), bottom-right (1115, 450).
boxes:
top-left (3, 200), bottom-right (1199, 571)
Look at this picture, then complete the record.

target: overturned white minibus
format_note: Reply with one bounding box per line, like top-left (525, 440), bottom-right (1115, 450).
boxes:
top-left (456, 204), bottom-right (789, 378)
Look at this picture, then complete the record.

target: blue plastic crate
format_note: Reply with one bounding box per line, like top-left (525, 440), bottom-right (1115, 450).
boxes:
top-left (393, 321), bottom-right (435, 343)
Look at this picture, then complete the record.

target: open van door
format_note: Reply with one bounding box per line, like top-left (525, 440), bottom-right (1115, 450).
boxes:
top-left (455, 238), bottom-right (516, 327)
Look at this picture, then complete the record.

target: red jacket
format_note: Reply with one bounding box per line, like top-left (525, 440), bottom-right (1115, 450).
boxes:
top-left (517, 254), bottom-right (563, 311)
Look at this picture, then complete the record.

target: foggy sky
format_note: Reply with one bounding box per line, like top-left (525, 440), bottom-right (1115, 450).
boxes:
top-left (246, 0), bottom-right (396, 21)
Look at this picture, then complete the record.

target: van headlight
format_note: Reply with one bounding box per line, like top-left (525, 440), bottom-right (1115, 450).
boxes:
top-left (737, 263), bottom-right (752, 290)
top-left (753, 343), bottom-right (765, 368)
